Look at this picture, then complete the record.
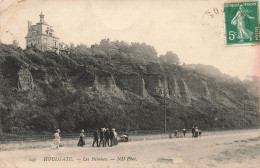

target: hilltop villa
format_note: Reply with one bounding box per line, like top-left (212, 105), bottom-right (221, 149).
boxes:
top-left (25, 12), bottom-right (69, 54)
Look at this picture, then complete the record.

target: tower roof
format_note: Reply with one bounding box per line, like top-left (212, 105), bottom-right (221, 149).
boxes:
top-left (39, 11), bottom-right (46, 24)
top-left (40, 11), bottom-right (44, 17)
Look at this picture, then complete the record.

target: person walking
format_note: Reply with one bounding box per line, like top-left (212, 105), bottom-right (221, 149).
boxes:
top-left (192, 126), bottom-right (195, 137)
top-left (77, 129), bottom-right (85, 147)
top-left (92, 129), bottom-right (99, 147)
top-left (195, 127), bottom-right (199, 138)
top-left (182, 128), bottom-right (186, 137)
top-left (104, 128), bottom-right (110, 147)
top-left (174, 130), bottom-right (178, 138)
top-left (99, 128), bottom-right (105, 147)
top-left (199, 130), bottom-right (202, 138)
top-left (52, 129), bottom-right (60, 149)
top-left (113, 128), bottom-right (118, 146)
top-left (109, 128), bottom-right (114, 147)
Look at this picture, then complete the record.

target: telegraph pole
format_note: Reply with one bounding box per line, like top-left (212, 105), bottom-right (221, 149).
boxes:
top-left (243, 102), bottom-right (246, 127)
top-left (164, 85), bottom-right (167, 133)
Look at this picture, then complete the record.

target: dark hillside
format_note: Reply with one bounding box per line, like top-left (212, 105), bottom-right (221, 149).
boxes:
top-left (0, 41), bottom-right (259, 133)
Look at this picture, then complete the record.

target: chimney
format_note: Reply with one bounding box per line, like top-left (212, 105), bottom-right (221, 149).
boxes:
top-left (28, 21), bottom-right (32, 30)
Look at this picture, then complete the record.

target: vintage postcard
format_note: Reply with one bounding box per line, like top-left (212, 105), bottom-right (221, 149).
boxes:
top-left (0, 0), bottom-right (259, 168)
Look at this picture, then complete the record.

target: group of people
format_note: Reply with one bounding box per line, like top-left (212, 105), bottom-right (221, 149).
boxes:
top-left (52, 126), bottom-right (202, 149)
top-left (191, 126), bottom-right (202, 138)
top-left (171, 126), bottom-right (202, 138)
top-left (91, 128), bottom-right (118, 147)
top-left (51, 128), bottom-right (119, 149)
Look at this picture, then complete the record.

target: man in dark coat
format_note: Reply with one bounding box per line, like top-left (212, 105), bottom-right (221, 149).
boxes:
top-left (109, 129), bottom-right (114, 147)
top-left (192, 126), bottom-right (195, 137)
top-left (99, 128), bottom-right (105, 147)
top-left (92, 129), bottom-right (99, 147)
top-left (104, 128), bottom-right (110, 147)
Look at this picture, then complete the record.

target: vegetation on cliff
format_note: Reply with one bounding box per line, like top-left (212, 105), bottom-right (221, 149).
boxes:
top-left (0, 40), bottom-right (259, 133)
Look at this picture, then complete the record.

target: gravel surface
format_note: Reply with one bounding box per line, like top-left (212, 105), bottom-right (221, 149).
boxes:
top-left (0, 129), bottom-right (259, 168)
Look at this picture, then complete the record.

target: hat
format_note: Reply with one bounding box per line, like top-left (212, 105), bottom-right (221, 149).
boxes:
top-left (81, 129), bottom-right (84, 133)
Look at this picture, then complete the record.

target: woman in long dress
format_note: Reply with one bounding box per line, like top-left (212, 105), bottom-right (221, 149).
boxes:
top-left (52, 129), bottom-right (60, 149)
top-left (113, 128), bottom-right (118, 146)
top-left (194, 127), bottom-right (199, 138)
top-left (231, 5), bottom-right (255, 42)
top-left (77, 129), bottom-right (85, 147)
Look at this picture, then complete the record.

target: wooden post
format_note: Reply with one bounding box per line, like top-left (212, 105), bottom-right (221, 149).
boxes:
top-left (164, 84), bottom-right (167, 133)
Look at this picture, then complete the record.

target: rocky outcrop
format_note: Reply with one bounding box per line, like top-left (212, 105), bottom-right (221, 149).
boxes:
top-left (166, 75), bottom-right (181, 99)
top-left (173, 79), bottom-right (191, 105)
top-left (94, 71), bottom-right (116, 88)
top-left (143, 74), bottom-right (162, 95)
top-left (115, 74), bottom-right (148, 97)
top-left (172, 77), bottom-right (181, 99)
top-left (17, 68), bottom-right (34, 91)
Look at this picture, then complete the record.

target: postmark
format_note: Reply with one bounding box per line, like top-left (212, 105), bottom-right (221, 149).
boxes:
top-left (201, 7), bottom-right (225, 43)
top-left (224, 1), bottom-right (259, 45)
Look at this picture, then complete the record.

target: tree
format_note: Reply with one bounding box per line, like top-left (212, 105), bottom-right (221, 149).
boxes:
top-left (70, 43), bottom-right (75, 49)
top-left (12, 40), bottom-right (19, 48)
top-left (32, 113), bottom-right (58, 132)
top-left (159, 51), bottom-right (180, 65)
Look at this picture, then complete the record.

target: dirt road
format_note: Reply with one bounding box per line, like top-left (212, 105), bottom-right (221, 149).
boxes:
top-left (0, 129), bottom-right (260, 168)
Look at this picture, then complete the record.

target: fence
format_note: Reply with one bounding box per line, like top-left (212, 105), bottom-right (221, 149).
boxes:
top-left (0, 133), bottom-right (91, 142)
top-left (0, 130), bottom-right (175, 143)
top-left (0, 127), bottom-right (252, 143)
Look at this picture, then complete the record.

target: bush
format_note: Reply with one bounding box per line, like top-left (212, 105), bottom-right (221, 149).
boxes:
top-left (32, 113), bottom-right (58, 132)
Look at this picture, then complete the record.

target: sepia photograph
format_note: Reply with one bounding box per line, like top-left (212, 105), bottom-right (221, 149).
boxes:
top-left (0, 0), bottom-right (259, 168)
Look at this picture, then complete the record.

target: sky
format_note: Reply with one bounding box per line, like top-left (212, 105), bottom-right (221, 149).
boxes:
top-left (0, 0), bottom-right (259, 79)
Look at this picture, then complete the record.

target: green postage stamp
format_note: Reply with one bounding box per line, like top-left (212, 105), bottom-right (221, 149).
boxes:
top-left (224, 1), bottom-right (259, 45)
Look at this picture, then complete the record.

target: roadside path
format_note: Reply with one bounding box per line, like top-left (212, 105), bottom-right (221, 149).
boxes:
top-left (0, 129), bottom-right (259, 168)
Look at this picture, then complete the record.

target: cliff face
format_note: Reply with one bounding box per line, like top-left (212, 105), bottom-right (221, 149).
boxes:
top-left (0, 43), bottom-right (259, 133)
top-left (17, 68), bottom-right (35, 91)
